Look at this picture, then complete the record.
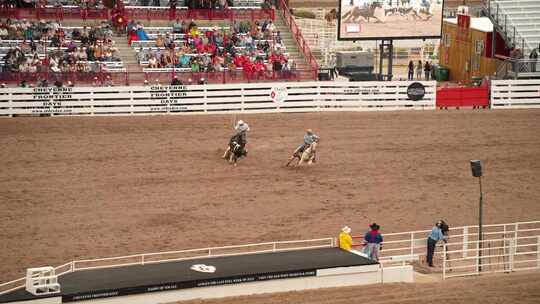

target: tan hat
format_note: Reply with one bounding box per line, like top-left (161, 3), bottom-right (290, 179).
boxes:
top-left (342, 226), bottom-right (351, 234)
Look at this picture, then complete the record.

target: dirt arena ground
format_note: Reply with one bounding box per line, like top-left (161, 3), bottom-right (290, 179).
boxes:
top-left (1, 110), bottom-right (540, 293)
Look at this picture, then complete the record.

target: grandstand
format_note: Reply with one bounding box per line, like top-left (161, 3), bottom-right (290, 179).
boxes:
top-left (0, 0), bottom-right (317, 86)
top-left (483, 0), bottom-right (540, 54)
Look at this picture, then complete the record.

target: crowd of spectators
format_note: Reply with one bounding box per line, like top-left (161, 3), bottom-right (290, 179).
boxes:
top-left (0, 0), bottom-right (271, 8)
top-left (131, 19), bottom-right (294, 75)
top-left (1, 18), bottom-right (122, 73)
top-left (0, 0), bottom-right (103, 8)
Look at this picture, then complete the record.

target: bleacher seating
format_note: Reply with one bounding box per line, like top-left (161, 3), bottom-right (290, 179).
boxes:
top-left (490, 0), bottom-right (540, 54)
top-left (43, 0), bottom-right (264, 8)
top-left (0, 1), bottom-right (313, 86)
top-left (128, 19), bottom-right (292, 74)
top-left (0, 21), bottom-right (125, 74)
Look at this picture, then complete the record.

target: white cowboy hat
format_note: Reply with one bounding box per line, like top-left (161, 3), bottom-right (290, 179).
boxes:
top-left (237, 120), bottom-right (245, 125)
top-left (342, 226), bottom-right (351, 234)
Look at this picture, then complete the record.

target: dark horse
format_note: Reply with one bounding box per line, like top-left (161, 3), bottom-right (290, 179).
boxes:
top-left (223, 132), bottom-right (247, 166)
top-left (342, 2), bottom-right (384, 23)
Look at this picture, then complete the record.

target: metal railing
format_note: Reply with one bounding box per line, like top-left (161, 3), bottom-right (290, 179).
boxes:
top-left (351, 220), bottom-right (540, 273)
top-left (483, 0), bottom-right (531, 53)
top-left (494, 55), bottom-right (540, 79)
top-left (0, 238), bottom-right (334, 295)
top-left (278, 0), bottom-right (318, 80)
top-left (0, 69), bottom-right (316, 87)
top-left (2, 220), bottom-right (538, 294)
top-left (443, 223), bottom-right (540, 279)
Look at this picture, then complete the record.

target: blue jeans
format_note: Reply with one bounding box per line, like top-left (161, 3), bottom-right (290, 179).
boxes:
top-left (426, 238), bottom-right (437, 266)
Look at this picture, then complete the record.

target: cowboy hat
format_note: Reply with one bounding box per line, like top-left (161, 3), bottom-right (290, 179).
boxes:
top-left (369, 223), bottom-right (380, 230)
top-left (342, 226), bottom-right (351, 234)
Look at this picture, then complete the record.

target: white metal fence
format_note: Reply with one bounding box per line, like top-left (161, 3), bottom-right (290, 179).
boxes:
top-left (351, 220), bottom-right (540, 278)
top-left (0, 81), bottom-right (436, 117)
top-left (442, 221), bottom-right (540, 279)
top-left (491, 79), bottom-right (540, 108)
top-left (0, 238), bottom-right (334, 295)
top-left (1, 221), bottom-right (539, 295)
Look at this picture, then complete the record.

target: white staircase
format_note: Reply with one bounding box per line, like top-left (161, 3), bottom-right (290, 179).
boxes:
top-left (486, 0), bottom-right (540, 54)
top-left (25, 267), bottom-right (60, 296)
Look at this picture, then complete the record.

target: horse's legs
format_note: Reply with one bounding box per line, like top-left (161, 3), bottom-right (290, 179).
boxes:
top-left (222, 147), bottom-right (230, 159)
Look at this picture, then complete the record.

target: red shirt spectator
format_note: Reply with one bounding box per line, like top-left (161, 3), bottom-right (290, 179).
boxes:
top-left (243, 61), bottom-right (254, 74)
top-left (255, 61), bottom-right (266, 72)
top-left (234, 54), bottom-right (246, 67)
top-left (206, 42), bottom-right (217, 54)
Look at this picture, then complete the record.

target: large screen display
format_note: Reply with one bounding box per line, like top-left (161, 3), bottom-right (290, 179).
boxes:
top-left (338, 0), bottom-right (444, 40)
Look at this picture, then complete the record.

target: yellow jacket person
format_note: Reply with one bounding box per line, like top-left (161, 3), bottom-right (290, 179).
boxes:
top-left (339, 226), bottom-right (353, 250)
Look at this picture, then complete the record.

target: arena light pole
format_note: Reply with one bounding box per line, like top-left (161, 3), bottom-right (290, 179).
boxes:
top-left (470, 160), bottom-right (484, 272)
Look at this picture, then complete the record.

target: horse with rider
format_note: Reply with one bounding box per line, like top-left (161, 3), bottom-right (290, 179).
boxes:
top-left (287, 129), bottom-right (320, 167)
top-left (223, 120), bottom-right (249, 166)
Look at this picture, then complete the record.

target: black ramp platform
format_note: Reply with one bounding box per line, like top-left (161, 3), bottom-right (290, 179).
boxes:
top-left (0, 247), bottom-right (377, 303)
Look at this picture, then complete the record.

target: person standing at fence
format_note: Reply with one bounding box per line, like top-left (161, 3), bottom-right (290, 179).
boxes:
top-left (440, 220), bottom-right (450, 243)
top-left (416, 60), bottom-right (423, 80)
top-left (426, 220), bottom-right (445, 267)
top-left (530, 45), bottom-right (539, 73)
top-left (407, 61), bottom-right (414, 81)
top-left (363, 223), bottom-right (383, 261)
top-left (424, 61), bottom-right (431, 81)
top-left (339, 226), bottom-right (353, 251)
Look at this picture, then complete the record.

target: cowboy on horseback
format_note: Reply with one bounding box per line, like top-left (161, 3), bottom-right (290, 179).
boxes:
top-left (223, 120), bottom-right (250, 164)
top-left (292, 129), bottom-right (319, 160)
top-left (234, 120), bottom-right (249, 145)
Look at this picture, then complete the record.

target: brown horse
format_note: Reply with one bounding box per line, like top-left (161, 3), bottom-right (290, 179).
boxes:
top-left (325, 9), bottom-right (337, 25)
top-left (342, 2), bottom-right (384, 23)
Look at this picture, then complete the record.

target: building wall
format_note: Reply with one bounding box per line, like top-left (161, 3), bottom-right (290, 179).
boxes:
top-left (439, 21), bottom-right (497, 82)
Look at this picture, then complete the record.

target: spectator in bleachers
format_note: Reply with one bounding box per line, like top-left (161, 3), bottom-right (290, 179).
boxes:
top-left (530, 45), bottom-right (538, 73)
top-left (171, 75), bottom-right (182, 85)
top-left (172, 19), bottom-right (182, 33)
top-left (104, 75), bottom-right (114, 87)
top-left (136, 23), bottom-right (149, 41)
top-left (130, 19), bottom-right (288, 78)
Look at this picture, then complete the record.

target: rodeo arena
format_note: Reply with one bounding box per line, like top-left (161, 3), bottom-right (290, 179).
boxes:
top-left (1, 0), bottom-right (540, 303)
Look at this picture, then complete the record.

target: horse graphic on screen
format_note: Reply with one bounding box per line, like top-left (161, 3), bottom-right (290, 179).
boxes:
top-left (398, 0), bottom-right (434, 21)
top-left (342, 2), bottom-right (384, 23)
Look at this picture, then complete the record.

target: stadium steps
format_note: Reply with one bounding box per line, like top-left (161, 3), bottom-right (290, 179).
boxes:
top-left (483, 0), bottom-right (540, 54)
top-left (112, 35), bottom-right (141, 72)
top-left (274, 13), bottom-right (311, 70)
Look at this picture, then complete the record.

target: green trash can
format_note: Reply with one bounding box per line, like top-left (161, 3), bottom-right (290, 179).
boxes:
top-left (471, 76), bottom-right (482, 86)
top-left (437, 67), bottom-right (449, 82)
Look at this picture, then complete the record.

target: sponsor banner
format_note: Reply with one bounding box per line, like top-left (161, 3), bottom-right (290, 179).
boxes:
top-left (270, 86), bottom-right (288, 103)
top-left (407, 82), bottom-right (426, 101)
top-left (149, 85), bottom-right (189, 112)
top-left (62, 269), bottom-right (316, 302)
